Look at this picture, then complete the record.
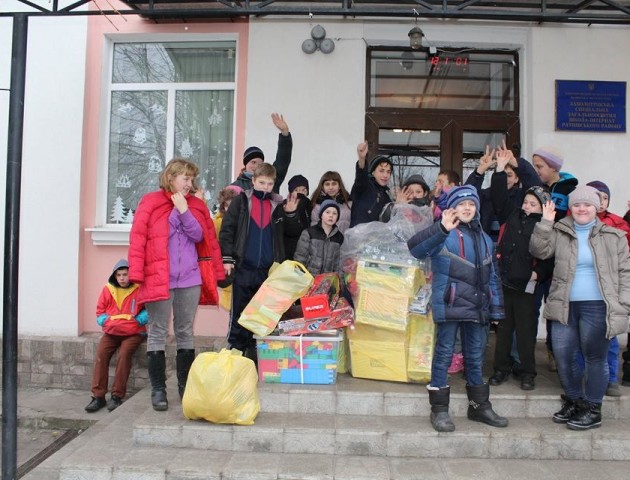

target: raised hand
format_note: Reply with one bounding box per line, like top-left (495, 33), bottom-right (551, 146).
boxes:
top-left (478, 145), bottom-right (496, 174)
top-left (357, 140), bottom-right (369, 168)
top-left (396, 185), bottom-right (410, 204)
top-left (495, 146), bottom-right (512, 172)
top-left (440, 208), bottom-right (460, 231)
top-left (283, 192), bottom-right (299, 213)
top-left (271, 113), bottom-right (289, 135)
top-left (497, 139), bottom-right (517, 167)
top-left (542, 200), bottom-right (556, 222)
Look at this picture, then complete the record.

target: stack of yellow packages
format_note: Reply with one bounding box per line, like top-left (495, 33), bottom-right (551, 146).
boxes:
top-left (348, 259), bottom-right (435, 383)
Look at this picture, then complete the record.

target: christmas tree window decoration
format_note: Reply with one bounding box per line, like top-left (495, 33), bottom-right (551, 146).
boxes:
top-left (116, 174), bottom-right (132, 188)
top-left (110, 196), bottom-right (127, 224)
top-left (124, 208), bottom-right (134, 224)
top-left (180, 137), bottom-right (193, 158)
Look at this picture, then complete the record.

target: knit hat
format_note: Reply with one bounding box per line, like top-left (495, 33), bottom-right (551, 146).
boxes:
top-left (288, 174), bottom-right (310, 194)
top-left (524, 186), bottom-right (552, 208)
top-left (569, 185), bottom-right (601, 210)
top-left (319, 199), bottom-right (340, 220)
top-left (368, 155), bottom-right (393, 174)
top-left (532, 146), bottom-right (564, 171)
top-left (402, 174), bottom-right (430, 194)
top-left (243, 146), bottom-right (264, 166)
top-left (586, 180), bottom-right (610, 200)
top-left (445, 185), bottom-right (480, 211)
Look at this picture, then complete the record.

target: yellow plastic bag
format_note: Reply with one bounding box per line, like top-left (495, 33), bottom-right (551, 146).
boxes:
top-left (238, 261), bottom-right (314, 337)
top-left (219, 286), bottom-right (232, 311)
top-left (182, 349), bottom-right (260, 425)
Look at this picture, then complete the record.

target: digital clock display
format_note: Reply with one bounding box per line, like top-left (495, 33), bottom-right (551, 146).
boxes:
top-left (430, 54), bottom-right (469, 72)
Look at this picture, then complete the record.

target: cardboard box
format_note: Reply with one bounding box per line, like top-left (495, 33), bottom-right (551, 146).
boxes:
top-left (347, 324), bottom-right (409, 383)
top-left (355, 259), bottom-right (425, 297)
top-left (301, 273), bottom-right (340, 319)
top-left (255, 331), bottom-right (342, 384)
top-left (355, 287), bottom-right (411, 332)
top-left (406, 313), bottom-right (435, 383)
top-left (278, 297), bottom-right (354, 336)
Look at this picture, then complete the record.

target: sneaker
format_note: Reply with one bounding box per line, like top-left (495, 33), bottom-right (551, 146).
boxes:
top-left (107, 395), bottom-right (123, 411)
top-left (606, 382), bottom-right (621, 397)
top-left (447, 352), bottom-right (464, 374)
top-left (84, 396), bottom-right (106, 413)
top-left (489, 371), bottom-right (509, 386)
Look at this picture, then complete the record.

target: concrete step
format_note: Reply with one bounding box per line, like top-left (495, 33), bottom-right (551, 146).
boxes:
top-left (133, 407), bottom-right (630, 461)
top-left (24, 381), bottom-right (630, 480)
top-left (257, 374), bottom-right (630, 419)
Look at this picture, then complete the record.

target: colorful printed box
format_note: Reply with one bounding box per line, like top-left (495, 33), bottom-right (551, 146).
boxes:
top-left (355, 259), bottom-right (425, 297)
top-left (255, 331), bottom-right (342, 384)
top-left (300, 273), bottom-right (341, 319)
top-left (278, 297), bottom-right (354, 336)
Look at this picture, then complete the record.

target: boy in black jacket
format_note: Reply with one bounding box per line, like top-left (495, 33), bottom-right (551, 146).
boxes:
top-left (488, 150), bottom-right (554, 391)
top-left (220, 163), bottom-right (301, 358)
top-left (350, 141), bottom-right (393, 227)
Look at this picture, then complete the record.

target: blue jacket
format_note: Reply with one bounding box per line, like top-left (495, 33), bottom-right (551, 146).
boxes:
top-left (407, 219), bottom-right (504, 324)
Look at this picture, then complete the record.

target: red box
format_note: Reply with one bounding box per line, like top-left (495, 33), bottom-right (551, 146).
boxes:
top-left (300, 273), bottom-right (340, 319)
top-left (279, 297), bottom-right (354, 336)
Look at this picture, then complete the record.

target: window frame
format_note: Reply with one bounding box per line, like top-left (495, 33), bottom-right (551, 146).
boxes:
top-left (88, 33), bottom-right (239, 245)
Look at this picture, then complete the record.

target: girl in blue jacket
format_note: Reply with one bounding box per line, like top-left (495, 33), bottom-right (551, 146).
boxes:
top-left (407, 185), bottom-right (508, 432)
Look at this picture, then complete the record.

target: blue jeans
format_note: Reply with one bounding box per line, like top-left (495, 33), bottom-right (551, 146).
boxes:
top-left (552, 301), bottom-right (610, 403)
top-left (576, 336), bottom-right (619, 383)
top-left (431, 321), bottom-right (486, 388)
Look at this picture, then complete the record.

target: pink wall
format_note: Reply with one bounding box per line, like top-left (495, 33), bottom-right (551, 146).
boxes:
top-left (78, 5), bottom-right (249, 336)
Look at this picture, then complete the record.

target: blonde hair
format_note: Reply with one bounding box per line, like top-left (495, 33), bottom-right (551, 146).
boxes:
top-left (253, 162), bottom-right (276, 180)
top-left (159, 158), bottom-right (199, 192)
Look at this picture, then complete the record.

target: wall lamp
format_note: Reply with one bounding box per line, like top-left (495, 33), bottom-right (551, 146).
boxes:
top-left (408, 26), bottom-right (424, 50)
top-left (302, 24), bottom-right (335, 54)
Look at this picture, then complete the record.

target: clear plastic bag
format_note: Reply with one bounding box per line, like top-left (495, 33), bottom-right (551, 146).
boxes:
top-left (182, 349), bottom-right (260, 425)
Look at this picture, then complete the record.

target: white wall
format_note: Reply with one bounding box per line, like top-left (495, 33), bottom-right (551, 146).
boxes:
top-left (529, 24), bottom-right (630, 215)
top-left (0, 8), bottom-right (88, 335)
top-left (246, 19), bottom-right (630, 215)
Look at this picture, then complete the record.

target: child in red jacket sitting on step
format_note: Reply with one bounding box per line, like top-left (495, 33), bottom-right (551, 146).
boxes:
top-left (85, 259), bottom-right (147, 413)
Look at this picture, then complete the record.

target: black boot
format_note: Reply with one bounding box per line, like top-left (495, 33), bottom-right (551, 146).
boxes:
top-left (622, 348), bottom-right (630, 386)
top-left (466, 383), bottom-right (508, 427)
top-left (552, 394), bottom-right (579, 423)
top-left (428, 387), bottom-right (455, 432)
top-left (147, 350), bottom-right (168, 411)
top-left (566, 401), bottom-right (602, 430)
top-left (176, 349), bottom-right (195, 399)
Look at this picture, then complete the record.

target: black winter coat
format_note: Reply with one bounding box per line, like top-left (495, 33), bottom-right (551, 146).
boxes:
top-left (491, 171), bottom-right (554, 291)
top-left (350, 162), bottom-right (392, 227)
top-left (294, 224), bottom-right (344, 276)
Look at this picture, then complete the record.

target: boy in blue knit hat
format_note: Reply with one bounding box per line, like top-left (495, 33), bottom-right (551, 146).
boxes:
top-left (407, 185), bottom-right (507, 433)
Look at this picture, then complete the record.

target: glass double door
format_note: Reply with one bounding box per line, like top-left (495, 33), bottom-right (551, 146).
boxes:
top-left (365, 112), bottom-right (520, 190)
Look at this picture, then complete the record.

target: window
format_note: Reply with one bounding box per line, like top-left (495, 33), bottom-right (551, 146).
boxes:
top-left (105, 41), bottom-right (236, 225)
top-left (369, 49), bottom-right (517, 111)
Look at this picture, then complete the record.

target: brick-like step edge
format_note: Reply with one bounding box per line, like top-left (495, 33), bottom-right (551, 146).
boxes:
top-left (133, 409), bottom-right (630, 461)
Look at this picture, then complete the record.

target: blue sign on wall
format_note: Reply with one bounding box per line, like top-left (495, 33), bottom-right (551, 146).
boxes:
top-left (556, 80), bottom-right (626, 132)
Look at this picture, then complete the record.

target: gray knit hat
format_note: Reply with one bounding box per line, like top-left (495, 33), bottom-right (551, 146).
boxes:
top-left (568, 185), bottom-right (600, 210)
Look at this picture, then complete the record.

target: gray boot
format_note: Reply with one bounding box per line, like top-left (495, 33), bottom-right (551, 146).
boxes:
top-left (147, 350), bottom-right (168, 411)
top-left (466, 383), bottom-right (508, 427)
top-left (428, 386), bottom-right (455, 432)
